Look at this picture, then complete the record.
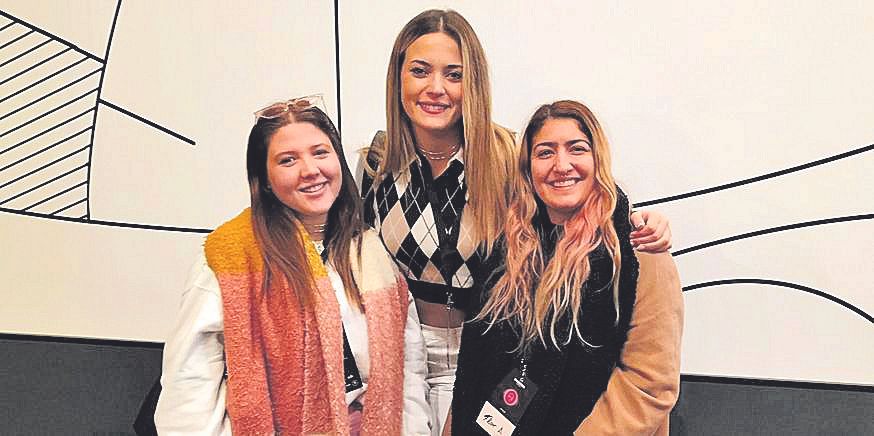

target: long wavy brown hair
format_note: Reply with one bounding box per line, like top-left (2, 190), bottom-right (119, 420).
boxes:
top-left (246, 107), bottom-right (364, 309)
top-left (478, 100), bottom-right (622, 349)
top-left (371, 9), bottom-right (516, 253)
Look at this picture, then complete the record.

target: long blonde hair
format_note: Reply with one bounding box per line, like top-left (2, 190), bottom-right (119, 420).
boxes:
top-left (374, 9), bottom-right (516, 253)
top-left (478, 101), bottom-right (622, 350)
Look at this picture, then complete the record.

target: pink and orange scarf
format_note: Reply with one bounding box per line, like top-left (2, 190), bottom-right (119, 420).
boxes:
top-left (205, 209), bottom-right (409, 435)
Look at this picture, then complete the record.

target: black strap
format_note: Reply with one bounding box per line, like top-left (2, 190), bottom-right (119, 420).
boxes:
top-left (342, 325), bottom-right (363, 392)
top-left (407, 279), bottom-right (473, 310)
top-left (321, 247), bottom-right (364, 392)
top-left (321, 244), bottom-right (363, 393)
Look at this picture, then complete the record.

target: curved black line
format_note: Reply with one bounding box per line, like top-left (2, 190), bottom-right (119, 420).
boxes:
top-left (0, 206), bottom-right (212, 233)
top-left (635, 142), bottom-right (874, 207)
top-left (684, 278), bottom-right (874, 324)
top-left (0, 10), bottom-right (103, 63)
top-left (85, 0), bottom-right (122, 221)
top-left (333, 0), bottom-right (341, 134)
top-left (673, 213), bottom-right (874, 256)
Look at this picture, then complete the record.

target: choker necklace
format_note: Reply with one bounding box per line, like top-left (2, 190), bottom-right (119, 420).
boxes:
top-left (417, 142), bottom-right (461, 161)
top-left (305, 222), bottom-right (326, 236)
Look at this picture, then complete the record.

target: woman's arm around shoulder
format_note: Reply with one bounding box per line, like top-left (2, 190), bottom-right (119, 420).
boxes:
top-left (629, 209), bottom-right (673, 253)
top-left (154, 252), bottom-right (231, 436)
top-left (575, 251), bottom-right (684, 436)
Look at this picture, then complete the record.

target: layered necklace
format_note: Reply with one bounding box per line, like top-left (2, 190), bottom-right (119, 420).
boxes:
top-left (417, 142), bottom-right (461, 161)
top-left (305, 223), bottom-right (327, 254)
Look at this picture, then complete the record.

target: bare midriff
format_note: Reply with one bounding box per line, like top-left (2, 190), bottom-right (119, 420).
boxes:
top-left (415, 298), bottom-right (466, 328)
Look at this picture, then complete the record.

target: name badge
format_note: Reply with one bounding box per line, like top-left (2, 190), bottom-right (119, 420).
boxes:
top-left (475, 367), bottom-right (539, 435)
top-left (476, 401), bottom-right (516, 436)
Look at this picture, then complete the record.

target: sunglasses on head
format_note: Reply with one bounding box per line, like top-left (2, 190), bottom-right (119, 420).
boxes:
top-left (254, 94), bottom-right (325, 120)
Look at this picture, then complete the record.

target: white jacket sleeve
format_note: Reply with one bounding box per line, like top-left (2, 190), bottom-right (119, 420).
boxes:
top-left (154, 253), bottom-right (232, 436)
top-left (402, 291), bottom-right (432, 435)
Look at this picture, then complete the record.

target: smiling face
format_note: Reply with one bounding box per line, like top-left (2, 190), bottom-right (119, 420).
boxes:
top-left (266, 122), bottom-right (342, 224)
top-left (401, 32), bottom-right (464, 143)
top-left (530, 117), bottom-right (596, 224)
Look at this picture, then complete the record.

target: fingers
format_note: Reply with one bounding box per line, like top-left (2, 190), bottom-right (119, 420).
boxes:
top-left (631, 232), bottom-right (660, 246)
top-left (629, 210), bottom-right (673, 253)
top-left (635, 225), bottom-right (673, 253)
top-left (629, 210), bottom-right (646, 231)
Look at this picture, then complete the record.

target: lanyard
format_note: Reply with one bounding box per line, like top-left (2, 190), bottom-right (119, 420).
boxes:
top-left (317, 241), bottom-right (363, 393)
top-left (342, 324), bottom-right (363, 392)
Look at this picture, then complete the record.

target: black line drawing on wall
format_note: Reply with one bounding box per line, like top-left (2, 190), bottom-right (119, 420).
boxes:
top-left (0, 3), bottom-right (193, 225)
top-left (637, 143), bottom-right (874, 208)
top-left (0, 2), bottom-right (870, 387)
top-left (685, 278), bottom-right (873, 324)
top-left (642, 143), bottom-right (874, 328)
top-left (677, 213), bottom-right (874, 323)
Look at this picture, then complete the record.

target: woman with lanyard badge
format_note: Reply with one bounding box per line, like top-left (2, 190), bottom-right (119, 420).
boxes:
top-left (156, 96), bottom-right (430, 435)
top-left (450, 100), bottom-right (683, 435)
top-left (362, 10), bottom-right (673, 436)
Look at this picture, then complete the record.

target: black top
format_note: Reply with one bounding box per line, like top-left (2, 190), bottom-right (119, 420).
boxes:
top-left (451, 190), bottom-right (640, 435)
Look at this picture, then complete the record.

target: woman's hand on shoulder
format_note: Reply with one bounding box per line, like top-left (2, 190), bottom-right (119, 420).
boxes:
top-left (629, 209), bottom-right (672, 253)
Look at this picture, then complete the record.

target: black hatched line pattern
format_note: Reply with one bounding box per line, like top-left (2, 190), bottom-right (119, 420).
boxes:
top-left (0, 14), bottom-right (103, 219)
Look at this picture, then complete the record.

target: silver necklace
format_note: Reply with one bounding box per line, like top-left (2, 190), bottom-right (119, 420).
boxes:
top-left (306, 222), bottom-right (326, 235)
top-left (417, 143), bottom-right (461, 161)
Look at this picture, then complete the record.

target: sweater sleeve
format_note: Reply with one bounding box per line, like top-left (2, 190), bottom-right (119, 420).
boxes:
top-left (154, 252), bottom-right (232, 436)
top-left (575, 252), bottom-right (684, 436)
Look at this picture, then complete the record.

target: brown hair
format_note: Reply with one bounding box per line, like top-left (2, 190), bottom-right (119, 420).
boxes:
top-left (375, 9), bottom-right (516, 253)
top-left (246, 107), bottom-right (364, 309)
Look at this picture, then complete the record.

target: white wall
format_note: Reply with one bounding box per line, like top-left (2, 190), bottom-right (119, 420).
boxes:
top-left (0, 0), bottom-right (338, 340)
top-left (1, 1), bottom-right (872, 385)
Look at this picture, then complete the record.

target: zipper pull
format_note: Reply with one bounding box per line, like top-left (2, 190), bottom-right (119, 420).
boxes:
top-left (446, 291), bottom-right (455, 370)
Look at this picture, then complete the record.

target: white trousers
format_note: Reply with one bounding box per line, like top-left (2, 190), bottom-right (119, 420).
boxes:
top-left (421, 324), bottom-right (462, 436)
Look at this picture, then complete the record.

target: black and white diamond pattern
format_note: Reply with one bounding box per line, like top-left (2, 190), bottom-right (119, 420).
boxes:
top-left (365, 154), bottom-right (478, 288)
